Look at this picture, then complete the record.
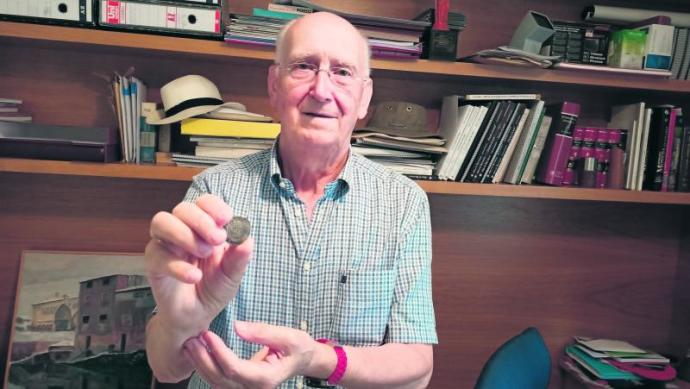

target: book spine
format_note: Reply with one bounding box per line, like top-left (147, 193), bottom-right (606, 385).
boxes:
top-left (595, 129), bottom-right (611, 188)
top-left (607, 129), bottom-right (626, 189)
top-left (480, 102), bottom-right (524, 183)
top-left (577, 128), bottom-right (597, 187)
top-left (644, 106), bottom-right (671, 191)
top-left (677, 125), bottom-right (690, 192)
top-left (552, 101), bottom-right (581, 136)
top-left (670, 108), bottom-right (684, 191)
top-left (661, 107), bottom-right (678, 191)
top-left (471, 101), bottom-right (516, 182)
top-left (139, 117), bottom-right (157, 164)
top-left (266, 3), bottom-right (314, 14)
top-left (535, 133), bottom-right (573, 186)
top-left (457, 101), bottom-right (499, 181)
top-left (534, 101), bottom-right (581, 186)
top-left (520, 116), bottom-right (553, 184)
top-left (562, 127), bottom-right (584, 186)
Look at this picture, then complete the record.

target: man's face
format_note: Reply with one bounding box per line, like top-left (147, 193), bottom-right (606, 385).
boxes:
top-left (268, 14), bottom-right (373, 152)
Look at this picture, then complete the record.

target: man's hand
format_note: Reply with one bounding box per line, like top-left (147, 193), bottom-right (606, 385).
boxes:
top-left (145, 193), bottom-right (253, 335)
top-left (183, 321), bottom-right (320, 389)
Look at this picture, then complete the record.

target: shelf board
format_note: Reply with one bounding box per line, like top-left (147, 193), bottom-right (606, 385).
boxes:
top-left (1, 21), bottom-right (689, 93)
top-left (2, 158), bottom-right (690, 205)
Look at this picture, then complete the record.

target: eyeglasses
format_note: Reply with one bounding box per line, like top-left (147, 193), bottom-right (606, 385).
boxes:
top-left (281, 62), bottom-right (367, 88)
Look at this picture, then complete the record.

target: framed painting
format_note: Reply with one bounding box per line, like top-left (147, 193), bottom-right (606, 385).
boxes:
top-left (5, 250), bottom-right (154, 389)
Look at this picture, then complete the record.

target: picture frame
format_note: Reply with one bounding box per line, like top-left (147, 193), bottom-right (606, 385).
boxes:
top-left (5, 250), bottom-right (154, 388)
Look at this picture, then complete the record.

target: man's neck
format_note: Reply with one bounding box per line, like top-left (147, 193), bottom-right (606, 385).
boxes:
top-left (278, 138), bottom-right (348, 216)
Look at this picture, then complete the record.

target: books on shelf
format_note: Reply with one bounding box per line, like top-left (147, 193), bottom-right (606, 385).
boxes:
top-left (0, 97), bottom-right (32, 123)
top-left (98, 0), bottom-right (223, 38)
top-left (181, 118), bottom-right (281, 139)
top-left (553, 62), bottom-right (672, 77)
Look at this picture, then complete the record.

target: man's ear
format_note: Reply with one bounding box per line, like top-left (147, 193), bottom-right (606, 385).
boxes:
top-left (267, 64), bottom-right (280, 108)
top-left (357, 78), bottom-right (373, 119)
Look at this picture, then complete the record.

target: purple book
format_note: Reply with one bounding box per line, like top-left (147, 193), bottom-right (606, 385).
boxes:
top-left (535, 101), bottom-right (581, 186)
top-left (535, 133), bottom-right (573, 186)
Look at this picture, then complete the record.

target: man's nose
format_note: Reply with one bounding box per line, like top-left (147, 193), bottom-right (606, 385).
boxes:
top-left (309, 69), bottom-right (335, 101)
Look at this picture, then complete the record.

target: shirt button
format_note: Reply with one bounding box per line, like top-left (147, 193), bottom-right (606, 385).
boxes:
top-left (296, 379), bottom-right (304, 389)
top-left (299, 320), bottom-right (308, 331)
top-left (303, 262), bottom-right (311, 273)
top-left (294, 207), bottom-right (301, 217)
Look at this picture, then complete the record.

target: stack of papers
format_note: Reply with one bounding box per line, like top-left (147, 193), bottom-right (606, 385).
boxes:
top-left (464, 46), bottom-right (562, 68)
top-left (563, 336), bottom-right (674, 384)
top-left (111, 73), bottom-right (146, 163)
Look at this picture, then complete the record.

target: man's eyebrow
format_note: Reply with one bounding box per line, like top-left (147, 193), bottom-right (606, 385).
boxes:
top-left (287, 54), bottom-right (358, 71)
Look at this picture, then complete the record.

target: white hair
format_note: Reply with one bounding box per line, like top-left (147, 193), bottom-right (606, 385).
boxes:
top-left (274, 16), bottom-right (372, 78)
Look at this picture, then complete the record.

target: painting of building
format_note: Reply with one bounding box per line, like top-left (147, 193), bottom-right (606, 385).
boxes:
top-left (30, 295), bottom-right (79, 332)
top-left (5, 251), bottom-right (154, 389)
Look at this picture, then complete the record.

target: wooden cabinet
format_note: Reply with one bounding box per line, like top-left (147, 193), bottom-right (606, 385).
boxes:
top-left (1, 1), bottom-right (689, 388)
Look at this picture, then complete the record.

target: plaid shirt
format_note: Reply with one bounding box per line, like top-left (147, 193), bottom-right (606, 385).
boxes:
top-left (185, 145), bottom-right (437, 389)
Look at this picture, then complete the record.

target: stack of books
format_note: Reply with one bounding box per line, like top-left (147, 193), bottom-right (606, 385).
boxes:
top-left (0, 98), bottom-right (32, 123)
top-left (111, 74), bottom-right (147, 163)
top-left (562, 336), bottom-right (675, 387)
top-left (173, 110), bottom-right (279, 167)
top-left (225, 1), bottom-right (429, 59)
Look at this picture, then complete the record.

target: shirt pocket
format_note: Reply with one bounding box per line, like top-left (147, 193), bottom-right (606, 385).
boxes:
top-left (331, 268), bottom-right (395, 347)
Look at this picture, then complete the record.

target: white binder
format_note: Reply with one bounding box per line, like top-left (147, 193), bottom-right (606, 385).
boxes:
top-left (99, 0), bottom-right (222, 37)
top-left (0, 0), bottom-right (94, 24)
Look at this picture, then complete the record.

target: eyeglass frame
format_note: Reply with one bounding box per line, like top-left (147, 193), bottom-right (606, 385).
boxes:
top-left (277, 61), bottom-right (369, 88)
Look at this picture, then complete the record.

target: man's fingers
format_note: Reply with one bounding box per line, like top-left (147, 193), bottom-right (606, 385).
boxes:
top-left (151, 210), bottom-right (214, 259)
top-left (145, 240), bottom-right (201, 284)
top-left (184, 336), bottom-right (226, 386)
top-left (219, 237), bottom-right (254, 284)
top-left (233, 320), bottom-right (297, 352)
top-left (201, 331), bottom-right (263, 382)
top-left (196, 194), bottom-right (234, 228)
top-left (173, 202), bottom-right (228, 247)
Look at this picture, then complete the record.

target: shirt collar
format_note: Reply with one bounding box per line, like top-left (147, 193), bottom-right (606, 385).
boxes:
top-left (269, 139), bottom-right (351, 199)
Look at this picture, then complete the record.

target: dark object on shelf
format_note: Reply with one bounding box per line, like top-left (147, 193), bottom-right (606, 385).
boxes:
top-left (546, 20), bottom-right (611, 65)
top-left (0, 121), bottom-right (120, 162)
top-left (508, 11), bottom-right (555, 55)
top-left (414, 7), bottom-right (465, 60)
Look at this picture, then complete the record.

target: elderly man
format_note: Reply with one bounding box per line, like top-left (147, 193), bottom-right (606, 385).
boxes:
top-left (145, 11), bottom-right (436, 389)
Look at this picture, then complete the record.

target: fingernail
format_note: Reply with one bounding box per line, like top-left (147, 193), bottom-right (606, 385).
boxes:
top-left (198, 242), bottom-right (213, 258)
top-left (212, 228), bottom-right (227, 243)
top-left (198, 334), bottom-right (209, 349)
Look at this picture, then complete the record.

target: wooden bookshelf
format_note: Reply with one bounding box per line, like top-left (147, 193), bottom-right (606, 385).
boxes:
top-left (1, 21), bottom-right (689, 92)
top-left (1, 2), bottom-right (690, 388)
top-left (2, 158), bottom-right (690, 205)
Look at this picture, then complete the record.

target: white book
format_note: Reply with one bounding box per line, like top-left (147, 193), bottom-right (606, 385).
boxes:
top-left (460, 93), bottom-right (541, 101)
top-left (195, 146), bottom-right (262, 159)
top-left (608, 103), bottom-right (645, 190)
top-left (670, 28), bottom-right (688, 79)
top-left (449, 106), bottom-right (487, 181)
top-left (0, 98), bottom-right (22, 105)
top-left (493, 107), bottom-right (531, 183)
top-left (636, 24), bottom-right (675, 70)
top-left (442, 106), bottom-right (480, 180)
top-left (503, 100), bottom-right (545, 184)
top-left (0, 115), bottom-right (32, 123)
top-left (436, 97), bottom-right (474, 179)
top-left (520, 115), bottom-right (552, 184)
top-left (0, 0), bottom-right (94, 22)
top-left (99, 0), bottom-right (222, 35)
top-left (636, 108), bottom-right (653, 191)
top-left (0, 107), bottom-right (19, 113)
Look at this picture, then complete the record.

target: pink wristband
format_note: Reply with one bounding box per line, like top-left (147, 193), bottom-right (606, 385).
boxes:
top-left (317, 338), bottom-right (347, 385)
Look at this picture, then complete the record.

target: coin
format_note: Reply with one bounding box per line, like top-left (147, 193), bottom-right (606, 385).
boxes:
top-left (226, 216), bottom-right (251, 245)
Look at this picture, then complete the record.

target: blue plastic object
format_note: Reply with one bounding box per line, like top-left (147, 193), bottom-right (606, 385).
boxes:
top-left (474, 327), bottom-right (551, 389)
